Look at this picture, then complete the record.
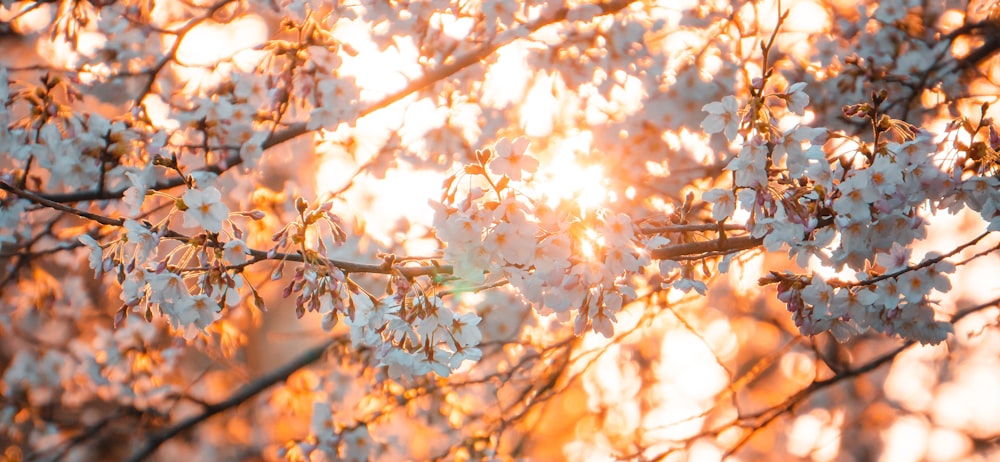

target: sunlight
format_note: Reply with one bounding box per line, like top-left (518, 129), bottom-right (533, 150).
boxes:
top-left (783, 1), bottom-right (830, 34)
top-left (318, 152), bottom-right (442, 254)
top-left (520, 71), bottom-right (558, 137)
top-left (429, 12), bottom-right (474, 40)
top-left (786, 408), bottom-right (843, 461)
top-left (170, 15), bottom-right (268, 91)
top-left (578, 233), bottom-right (598, 260)
top-left (533, 133), bottom-right (610, 214)
top-left (331, 19), bottom-right (422, 102)
top-left (482, 42), bottom-right (533, 108)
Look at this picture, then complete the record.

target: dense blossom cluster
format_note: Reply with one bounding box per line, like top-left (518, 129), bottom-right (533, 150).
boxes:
top-left (432, 137), bottom-right (654, 339)
top-left (700, 84), bottom-right (965, 345)
top-left (1, 0), bottom-right (999, 460)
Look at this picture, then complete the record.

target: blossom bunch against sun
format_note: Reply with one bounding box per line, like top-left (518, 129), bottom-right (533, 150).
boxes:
top-left (2, 0), bottom-right (1000, 460)
top-left (433, 138), bottom-right (654, 338)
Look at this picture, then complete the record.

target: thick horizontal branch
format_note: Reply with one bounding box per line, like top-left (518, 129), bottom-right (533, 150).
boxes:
top-left (244, 248), bottom-right (453, 278)
top-left (650, 235), bottom-right (764, 260)
top-left (0, 180), bottom-right (125, 226)
top-left (2, 180), bottom-right (452, 278)
top-left (640, 223), bottom-right (747, 234)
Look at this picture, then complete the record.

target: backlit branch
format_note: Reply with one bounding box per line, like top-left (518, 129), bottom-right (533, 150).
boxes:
top-left (124, 338), bottom-right (341, 462)
top-left (650, 235), bottom-right (764, 260)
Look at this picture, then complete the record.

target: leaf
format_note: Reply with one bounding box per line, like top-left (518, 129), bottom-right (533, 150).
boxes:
top-left (476, 148), bottom-right (492, 164)
top-left (441, 174), bottom-right (457, 203)
top-left (495, 175), bottom-right (509, 193)
top-left (464, 164), bottom-right (485, 175)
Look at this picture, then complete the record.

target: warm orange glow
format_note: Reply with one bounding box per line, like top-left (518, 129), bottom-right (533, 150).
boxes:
top-left (533, 134), bottom-right (610, 214)
top-left (7, 1), bottom-right (1000, 461)
top-left (170, 15), bottom-right (268, 91)
top-left (786, 408), bottom-right (843, 461)
top-left (332, 20), bottom-right (421, 102)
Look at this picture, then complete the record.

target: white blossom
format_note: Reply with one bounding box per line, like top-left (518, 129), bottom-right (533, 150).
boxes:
top-left (701, 95), bottom-right (741, 141)
top-left (489, 137), bottom-right (537, 181)
top-left (223, 239), bottom-right (251, 265)
top-left (181, 187), bottom-right (230, 234)
top-left (784, 82), bottom-right (810, 115)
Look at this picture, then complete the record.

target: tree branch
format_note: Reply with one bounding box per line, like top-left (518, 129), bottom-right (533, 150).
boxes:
top-left (124, 339), bottom-right (338, 462)
top-left (0, 180), bottom-right (124, 227)
top-left (1, 180), bottom-right (452, 278)
top-left (723, 295), bottom-right (1000, 457)
top-left (650, 235), bottom-right (763, 260)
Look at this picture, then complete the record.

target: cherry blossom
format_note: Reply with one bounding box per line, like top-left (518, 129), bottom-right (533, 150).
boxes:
top-left (701, 95), bottom-right (741, 141)
top-left (169, 293), bottom-right (222, 340)
top-left (78, 234), bottom-right (104, 276)
top-left (181, 187), bottom-right (230, 234)
top-left (2, 1), bottom-right (1000, 460)
top-left (223, 239), bottom-right (251, 265)
top-left (488, 137), bottom-right (537, 181)
top-left (702, 188), bottom-right (736, 222)
top-left (123, 219), bottom-right (158, 265)
top-left (783, 82), bottom-right (810, 115)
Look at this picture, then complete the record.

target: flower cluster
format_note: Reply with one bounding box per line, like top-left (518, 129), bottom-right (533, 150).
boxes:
top-left (2, 0), bottom-right (1000, 460)
top-left (699, 81), bottom-right (996, 345)
top-left (433, 138), bottom-right (652, 338)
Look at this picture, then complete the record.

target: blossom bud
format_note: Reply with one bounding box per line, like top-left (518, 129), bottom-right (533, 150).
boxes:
top-left (872, 88), bottom-right (887, 106)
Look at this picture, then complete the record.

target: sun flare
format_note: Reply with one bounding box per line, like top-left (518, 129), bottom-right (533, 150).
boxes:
top-left (532, 134), bottom-right (611, 215)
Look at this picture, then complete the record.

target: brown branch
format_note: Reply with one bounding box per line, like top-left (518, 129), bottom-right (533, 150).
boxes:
top-left (650, 235), bottom-right (763, 260)
top-left (31, 408), bottom-right (143, 462)
top-left (723, 295), bottom-right (1000, 457)
top-left (640, 223), bottom-right (747, 234)
top-left (856, 231), bottom-right (992, 286)
top-left (2, 179), bottom-right (452, 278)
top-left (242, 249), bottom-right (453, 279)
top-left (124, 339), bottom-right (338, 462)
top-left (0, 180), bottom-right (124, 227)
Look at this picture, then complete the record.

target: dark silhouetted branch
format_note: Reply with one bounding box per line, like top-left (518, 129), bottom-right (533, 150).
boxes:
top-left (125, 339), bottom-right (338, 462)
